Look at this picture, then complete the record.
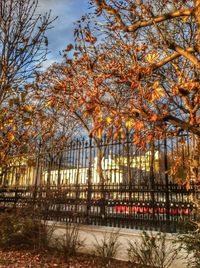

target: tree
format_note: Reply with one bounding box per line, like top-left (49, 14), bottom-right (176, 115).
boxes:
top-left (88, 0), bottom-right (200, 136)
top-left (88, 0), bottom-right (200, 185)
top-left (52, 0), bottom-right (199, 185)
top-left (37, 62), bottom-right (110, 185)
top-left (29, 67), bottom-right (81, 152)
top-left (0, 0), bottom-right (55, 164)
top-left (54, 0), bottom-right (199, 141)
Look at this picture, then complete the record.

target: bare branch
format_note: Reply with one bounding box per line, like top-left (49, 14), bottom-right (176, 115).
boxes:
top-left (95, 1), bottom-right (193, 32)
top-left (153, 48), bottom-right (196, 69)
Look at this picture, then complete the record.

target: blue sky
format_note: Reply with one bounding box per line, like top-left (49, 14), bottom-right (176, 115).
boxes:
top-left (38, 0), bottom-right (89, 69)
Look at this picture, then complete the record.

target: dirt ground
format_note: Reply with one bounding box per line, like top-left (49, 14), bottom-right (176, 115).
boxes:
top-left (0, 250), bottom-right (133, 268)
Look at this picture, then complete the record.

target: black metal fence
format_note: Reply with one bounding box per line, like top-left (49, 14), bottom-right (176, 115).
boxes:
top-left (0, 183), bottom-right (197, 232)
top-left (0, 132), bottom-right (199, 232)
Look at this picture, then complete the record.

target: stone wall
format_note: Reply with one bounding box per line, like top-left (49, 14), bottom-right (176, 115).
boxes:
top-left (49, 222), bottom-right (189, 268)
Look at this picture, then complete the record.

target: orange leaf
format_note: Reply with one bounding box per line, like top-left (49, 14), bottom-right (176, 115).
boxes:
top-left (134, 121), bottom-right (144, 131)
top-left (24, 105), bottom-right (33, 112)
top-left (133, 135), bottom-right (140, 145)
top-left (151, 114), bottom-right (157, 121)
top-left (7, 132), bottom-right (15, 142)
top-left (113, 131), bottom-right (119, 140)
top-left (97, 128), bottom-right (103, 139)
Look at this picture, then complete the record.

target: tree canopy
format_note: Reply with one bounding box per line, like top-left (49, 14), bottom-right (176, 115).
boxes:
top-left (53, 0), bottom-right (199, 143)
top-left (0, 0), bottom-right (55, 163)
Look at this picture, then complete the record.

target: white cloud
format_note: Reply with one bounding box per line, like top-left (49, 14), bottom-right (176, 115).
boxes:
top-left (37, 0), bottom-right (89, 68)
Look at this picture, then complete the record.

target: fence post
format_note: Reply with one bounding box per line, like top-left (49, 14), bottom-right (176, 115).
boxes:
top-left (75, 140), bottom-right (81, 216)
top-left (33, 143), bottom-right (42, 205)
top-left (87, 137), bottom-right (92, 224)
top-left (164, 134), bottom-right (170, 223)
top-left (97, 139), bottom-right (106, 224)
top-left (57, 153), bottom-right (63, 187)
top-left (149, 137), bottom-right (155, 221)
top-left (126, 132), bottom-right (133, 217)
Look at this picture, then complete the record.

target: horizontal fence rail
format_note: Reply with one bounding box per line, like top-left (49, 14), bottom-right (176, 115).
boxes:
top-left (0, 183), bottom-right (197, 232)
top-left (0, 132), bottom-right (199, 232)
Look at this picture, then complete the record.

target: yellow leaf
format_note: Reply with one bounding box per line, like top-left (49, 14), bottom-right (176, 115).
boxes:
top-left (46, 98), bottom-right (55, 107)
top-left (125, 119), bottom-right (133, 129)
top-left (24, 105), bottom-right (33, 112)
top-left (105, 117), bottom-right (112, 124)
top-left (150, 87), bottom-right (166, 102)
top-left (120, 131), bottom-right (125, 139)
top-left (8, 119), bottom-right (14, 124)
top-left (181, 16), bottom-right (189, 23)
top-left (23, 118), bottom-right (32, 125)
top-left (146, 52), bottom-right (160, 63)
top-left (155, 87), bottom-right (166, 97)
top-left (46, 100), bottom-right (52, 107)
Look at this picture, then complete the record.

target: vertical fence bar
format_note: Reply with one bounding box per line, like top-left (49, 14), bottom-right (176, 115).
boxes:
top-left (87, 137), bottom-right (92, 224)
top-left (33, 143), bottom-right (42, 205)
top-left (75, 140), bottom-right (81, 216)
top-left (57, 152), bottom-right (63, 186)
top-left (164, 134), bottom-right (170, 225)
top-left (149, 136), bottom-right (155, 222)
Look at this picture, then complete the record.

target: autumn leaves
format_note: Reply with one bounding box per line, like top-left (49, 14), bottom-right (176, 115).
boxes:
top-left (1, 0), bottom-right (200, 165)
top-left (58, 0), bottom-right (199, 141)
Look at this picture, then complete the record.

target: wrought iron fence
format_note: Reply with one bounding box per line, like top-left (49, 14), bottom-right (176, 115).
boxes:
top-left (0, 183), bottom-right (197, 232)
top-left (0, 132), bottom-right (199, 232)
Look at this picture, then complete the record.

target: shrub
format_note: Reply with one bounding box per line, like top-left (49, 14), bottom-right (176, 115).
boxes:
top-left (127, 231), bottom-right (181, 268)
top-left (178, 229), bottom-right (200, 268)
top-left (0, 211), bottom-right (51, 250)
top-left (92, 229), bottom-right (121, 265)
top-left (55, 222), bottom-right (84, 258)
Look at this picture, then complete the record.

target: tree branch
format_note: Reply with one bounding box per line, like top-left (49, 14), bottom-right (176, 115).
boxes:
top-left (168, 43), bottom-right (200, 68)
top-left (95, 1), bottom-right (199, 67)
top-left (164, 115), bottom-right (200, 136)
top-left (95, 1), bottom-right (193, 32)
top-left (127, 9), bottom-right (194, 32)
top-left (153, 47), bottom-right (196, 69)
